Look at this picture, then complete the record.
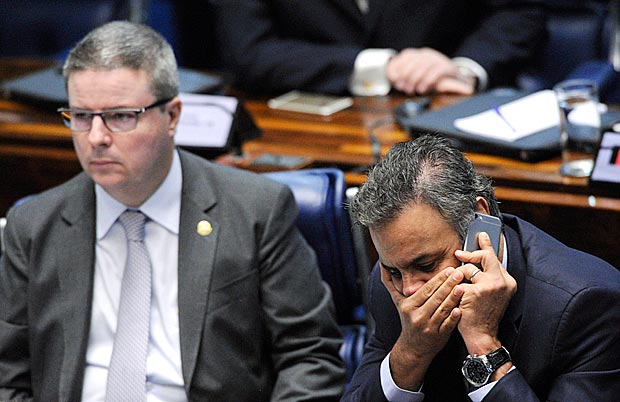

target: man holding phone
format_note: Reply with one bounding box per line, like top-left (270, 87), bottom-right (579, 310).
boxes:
top-left (343, 135), bottom-right (620, 401)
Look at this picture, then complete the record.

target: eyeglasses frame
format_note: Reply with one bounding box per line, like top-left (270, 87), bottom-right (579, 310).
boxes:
top-left (57, 97), bottom-right (173, 133)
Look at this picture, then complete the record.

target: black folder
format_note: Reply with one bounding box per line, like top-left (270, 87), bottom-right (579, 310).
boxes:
top-left (394, 88), bottom-right (562, 162)
top-left (395, 89), bottom-right (620, 162)
top-left (1, 66), bottom-right (224, 111)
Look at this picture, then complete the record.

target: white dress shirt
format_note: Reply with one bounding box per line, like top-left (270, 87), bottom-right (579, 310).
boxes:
top-left (81, 150), bottom-right (186, 402)
top-left (380, 238), bottom-right (511, 401)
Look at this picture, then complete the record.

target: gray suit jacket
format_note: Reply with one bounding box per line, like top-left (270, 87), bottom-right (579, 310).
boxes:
top-left (0, 150), bottom-right (345, 401)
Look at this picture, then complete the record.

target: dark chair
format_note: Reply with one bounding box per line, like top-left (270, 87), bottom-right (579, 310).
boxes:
top-left (0, 0), bottom-right (183, 64)
top-left (518, 0), bottom-right (620, 103)
top-left (263, 168), bottom-right (368, 384)
top-left (0, 0), bottom-right (128, 59)
top-left (0, 217), bottom-right (6, 258)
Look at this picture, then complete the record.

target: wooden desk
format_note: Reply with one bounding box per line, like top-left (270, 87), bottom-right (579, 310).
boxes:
top-left (1, 59), bottom-right (619, 267)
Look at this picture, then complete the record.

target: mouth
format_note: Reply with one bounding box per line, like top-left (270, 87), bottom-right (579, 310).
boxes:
top-left (89, 159), bottom-right (119, 168)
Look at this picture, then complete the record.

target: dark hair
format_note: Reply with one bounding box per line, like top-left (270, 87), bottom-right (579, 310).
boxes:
top-left (63, 20), bottom-right (178, 100)
top-left (350, 134), bottom-right (500, 241)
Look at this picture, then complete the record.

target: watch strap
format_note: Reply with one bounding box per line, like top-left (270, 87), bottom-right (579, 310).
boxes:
top-left (486, 346), bottom-right (511, 370)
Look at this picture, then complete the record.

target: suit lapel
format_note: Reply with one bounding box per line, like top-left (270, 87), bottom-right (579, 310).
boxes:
top-left (498, 224), bottom-right (526, 352)
top-left (331, 0), bottom-right (366, 27)
top-left (176, 152), bottom-right (218, 392)
top-left (365, 0), bottom-right (388, 35)
top-left (56, 177), bottom-right (96, 401)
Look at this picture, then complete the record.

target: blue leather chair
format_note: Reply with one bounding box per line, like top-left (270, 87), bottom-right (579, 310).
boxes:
top-left (517, 0), bottom-right (620, 103)
top-left (0, 0), bottom-right (182, 64)
top-left (0, 1), bottom-right (128, 59)
top-left (263, 168), bottom-right (368, 384)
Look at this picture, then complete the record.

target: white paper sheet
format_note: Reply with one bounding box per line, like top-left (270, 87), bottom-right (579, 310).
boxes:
top-left (175, 92), bottom-right (238, 148)
top-left (453, 90), bottom-right (560, 142)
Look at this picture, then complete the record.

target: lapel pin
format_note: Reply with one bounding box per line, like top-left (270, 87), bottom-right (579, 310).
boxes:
top-left (197, 220), bottom-right (212, 236)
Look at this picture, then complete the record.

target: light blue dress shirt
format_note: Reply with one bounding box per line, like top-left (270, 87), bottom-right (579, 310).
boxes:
top-left (81, 150), bottom-right (187, 402)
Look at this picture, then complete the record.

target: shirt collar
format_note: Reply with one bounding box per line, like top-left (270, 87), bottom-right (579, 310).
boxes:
top-left (96, 150), bottom-right (183, 239)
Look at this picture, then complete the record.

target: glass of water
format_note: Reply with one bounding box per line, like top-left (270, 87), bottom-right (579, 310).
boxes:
top-left (553, 79), bottom-right (601, 177)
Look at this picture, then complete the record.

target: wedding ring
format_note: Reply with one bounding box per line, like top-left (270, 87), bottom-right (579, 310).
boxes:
top-left (470, 268), bottom-right (482, 281)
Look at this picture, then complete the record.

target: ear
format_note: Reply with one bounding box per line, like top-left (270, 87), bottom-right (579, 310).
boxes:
top-left (475, 197), bottom-right (491, 215)
top-left (166, 97), bottom-right (182, 138)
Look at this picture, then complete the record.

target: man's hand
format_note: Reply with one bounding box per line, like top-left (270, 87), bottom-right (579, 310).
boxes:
top-left (382, 265), bottom-right (464, 390)
top-left (455, 232), bottom-right (517, 355)
top-left (386, 47), bottom-right (475, 95)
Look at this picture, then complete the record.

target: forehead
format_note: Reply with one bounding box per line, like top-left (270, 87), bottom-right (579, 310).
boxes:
top-left (67, 68), bottom-right (153, 109)
top-left (369, 202), bottom-right (459, 269)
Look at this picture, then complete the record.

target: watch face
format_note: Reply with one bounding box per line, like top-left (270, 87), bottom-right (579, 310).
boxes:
top-left (463, 359), bottom-right (491, 387)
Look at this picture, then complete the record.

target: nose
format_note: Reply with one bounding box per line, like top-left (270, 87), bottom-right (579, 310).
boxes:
top-left (401, 271), bottom-right (433, 297)
top-left (87, 114), bottom-right (112, 147)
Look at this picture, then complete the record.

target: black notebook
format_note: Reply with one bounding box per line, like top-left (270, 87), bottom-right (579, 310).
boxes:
top-left (395, 88), bottom-right (620, 162)
top-left (394, 88), bottom-right (562, 162)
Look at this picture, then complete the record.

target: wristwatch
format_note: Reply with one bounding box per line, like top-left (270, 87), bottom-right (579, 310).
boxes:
top-left (461, 346), bottom-right (511, 388)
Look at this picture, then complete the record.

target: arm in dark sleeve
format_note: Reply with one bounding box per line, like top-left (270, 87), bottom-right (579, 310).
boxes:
top-left (209, 0), bottom-right (361, 94)
top-left (487, 284), bottom-right (620, 401)
top-left (454, 0), bottom-right (545, 87)
top-left (342, 263), bottom-right (397, 401)
top-left (0, 209), bottom-right (34, 400)
top-left (259, 185), bottom-right (346, 401)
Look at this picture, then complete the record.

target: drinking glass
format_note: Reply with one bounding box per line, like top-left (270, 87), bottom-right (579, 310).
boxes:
top-left (553, 79), bottom-right (601, 177)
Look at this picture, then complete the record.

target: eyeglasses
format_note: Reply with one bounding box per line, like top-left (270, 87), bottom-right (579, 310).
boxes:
top-left (57, 98), bottom-right (172, 133)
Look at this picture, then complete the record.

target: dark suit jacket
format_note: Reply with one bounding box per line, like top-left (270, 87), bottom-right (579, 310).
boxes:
top-left (0, 150), bottom-right (345, 401)
top-left (342, 214), bottom-right (620, 401)
top-left (209, 0), bottom-right (545, 94)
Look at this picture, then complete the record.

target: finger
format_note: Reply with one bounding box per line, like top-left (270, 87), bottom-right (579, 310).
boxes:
top-left (477, 231), bottom-right (495, 251)
top-left (387, 49), bottom-right (418, 83)
top-left (469, 267), bottom-right (482, 281)
top-left (393, 56), bottom-right (426, 93)
top-left (430, 279), bottom-right (464, 324)
top-left (435, 77), bottom-right (475, 95)
top-left (415, 268), bottom-right (464, 316)
top-left (415, 59), bottom-right (458, 94)
top-left (416, 67), bottom-right (447, 94)
top-left (454, 231), bottom-right (492, 263)
top-left (439, 307), bottom-right (462, 334)
top-left (404, 55), bottom-right (440, 94)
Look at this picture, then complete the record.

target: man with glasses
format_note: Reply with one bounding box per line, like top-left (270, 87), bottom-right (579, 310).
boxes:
top-left (0, 21), bottom-right (345, 401)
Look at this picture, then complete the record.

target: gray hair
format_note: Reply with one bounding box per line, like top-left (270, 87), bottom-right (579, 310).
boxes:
top-left (350, 134), bottom-right (500, 241)
top-left (62, 20), bottom-right (179, 100)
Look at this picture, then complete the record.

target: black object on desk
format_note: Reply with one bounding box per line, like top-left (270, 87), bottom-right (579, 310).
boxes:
top-left (1, 65), bottom-right (225, 110)
top-left (394, 88), bottom-right (561, 162)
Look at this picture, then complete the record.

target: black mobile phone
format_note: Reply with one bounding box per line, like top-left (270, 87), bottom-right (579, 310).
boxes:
top-left (463, 213), bottom-right (502, 256)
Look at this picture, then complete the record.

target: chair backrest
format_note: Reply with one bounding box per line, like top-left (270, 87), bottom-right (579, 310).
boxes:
top-left (518, 0), bottom-right (612, 94)
top-left (0, 0), bottom-right (127, 59)
top-left (263, 168), bottom-right (364, 325)
top-left (0, 217), bottom-right (6, 258)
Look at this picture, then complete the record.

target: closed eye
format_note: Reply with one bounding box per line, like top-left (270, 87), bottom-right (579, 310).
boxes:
top-left (416, 261), bottom-right (436, 273)
top-left (385, 266), bottom-right (402, 279)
